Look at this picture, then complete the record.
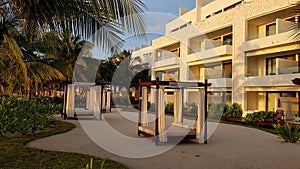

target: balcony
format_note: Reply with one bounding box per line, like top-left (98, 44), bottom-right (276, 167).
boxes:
top-left (187, 43), bottom-right (232, 63)
top-left (244, 19), bottom-right (295, 52)
top-left (244, 73), bottom-right (300, 87)
top-left (208, 78), bottom-right (232, 88)
top-left (153, 56), bottom-right (180, 68)
top-left (245, 58), bottom-right (300, 87)
top-left (247, 58), bottom-right (299, 77)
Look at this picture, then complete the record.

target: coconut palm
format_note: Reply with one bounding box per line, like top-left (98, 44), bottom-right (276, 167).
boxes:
top-left (5, 0), bottom-right (146, 52)
top-left (287, 3), bottom-right (300, 42)
top-left (0, 0), bottom-right (147, 98)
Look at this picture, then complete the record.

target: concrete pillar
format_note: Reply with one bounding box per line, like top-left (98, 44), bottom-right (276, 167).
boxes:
top-left (232, 15), bottom-right (246, 110)
top-left (196, 0), bottom-right (203, 23)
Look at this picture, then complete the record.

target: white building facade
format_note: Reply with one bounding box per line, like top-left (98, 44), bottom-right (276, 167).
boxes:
top-left (131, 0), bottom-right (300, 117)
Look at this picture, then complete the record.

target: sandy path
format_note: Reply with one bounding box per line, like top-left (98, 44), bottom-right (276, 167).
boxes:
top-left (28, 109), bottom-right (300, 169)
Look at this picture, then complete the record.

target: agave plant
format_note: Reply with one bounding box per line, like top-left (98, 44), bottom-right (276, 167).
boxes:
top-left (273, 123), bottom-right (300, 143)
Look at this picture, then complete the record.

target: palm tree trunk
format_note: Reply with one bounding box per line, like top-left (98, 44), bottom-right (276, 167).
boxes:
top-left (27, 84), bottom-right (32, 101)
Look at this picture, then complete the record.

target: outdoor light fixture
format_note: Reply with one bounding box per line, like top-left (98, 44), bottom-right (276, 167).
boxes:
top-left (292, 78), bottom-right (300, 85)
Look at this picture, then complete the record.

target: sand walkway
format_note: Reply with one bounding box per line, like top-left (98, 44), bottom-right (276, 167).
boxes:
top-left (28, 109), bottom-right (300, 169)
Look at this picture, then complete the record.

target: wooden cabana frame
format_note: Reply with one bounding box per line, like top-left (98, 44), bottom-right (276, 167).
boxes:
top-left (137, 77), bottom-right (211, 145)
top-left (62, 81), bottom-right (112, 120)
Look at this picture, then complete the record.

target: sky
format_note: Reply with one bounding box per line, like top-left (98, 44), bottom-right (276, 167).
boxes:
top-left (122, 0), bottom-right (196, 50)
top-left (144, 0), bottom-right (195, 16)
top-left (92, 0), bottom-right (196, 60)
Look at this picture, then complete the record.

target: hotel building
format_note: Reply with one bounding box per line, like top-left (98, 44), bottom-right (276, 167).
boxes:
top-left (131, 0), bottom-right (300, 118)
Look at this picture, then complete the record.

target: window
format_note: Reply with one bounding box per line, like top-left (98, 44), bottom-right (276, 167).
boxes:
top-left (205, 64), bottom-right (222, 79)
top-left (223, 34), bottom-right (233, 45)
top-left (156, 51), bottom-right (162, 61)
top-left (266, 55), bottom-right (296, 75)
top-left (266, 23), bottom-right (276, 36)
top-left (213, 10), bottom-right (222, 15)
top-left (223, 63), bottom-right (232, 78)
top-left (189, 65), bottom-right (201, 80)
top-left (267, 92), bottom-right (296, 111)
top-left (266, 58), bottom-right (276, 75)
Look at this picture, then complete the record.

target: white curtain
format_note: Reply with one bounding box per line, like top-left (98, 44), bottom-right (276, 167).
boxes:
top-left (106, 90), bottom-right (111, 112)
top-left (174, 89), bottom-right (183, 123)
top-left (102, 90), bottom-right (106, 109)
top-left (66, 84), bottom-right (74, 117)
top-left (141, 87), bottom-right (148, 126)
top-left (158, 87), bottom-right (167, 142)
top-left (86, 88), bottom-right (90, 110)
top-left (89, 87), bottom-right (94, 111)
top-left (197, 89), bottom-right (205, 143)
top-left (93, 86), bottom-right (101, 118)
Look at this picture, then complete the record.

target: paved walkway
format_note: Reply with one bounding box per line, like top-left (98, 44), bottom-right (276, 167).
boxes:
top-left (28, 109), bottom-right (300, 169)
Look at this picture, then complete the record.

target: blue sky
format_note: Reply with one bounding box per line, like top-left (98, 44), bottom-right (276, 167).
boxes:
top-left (123, 0), bottom-right (195, 50)
top-left (92, 0), bottom-right (195, 59)
top-left (144, 0), bottom-right (195, 16)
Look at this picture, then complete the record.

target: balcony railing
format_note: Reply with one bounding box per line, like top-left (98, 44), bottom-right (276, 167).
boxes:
top-left (156, 51), bottom-right (179, 61)
top-left (247, 59), bottom-right (299, 77)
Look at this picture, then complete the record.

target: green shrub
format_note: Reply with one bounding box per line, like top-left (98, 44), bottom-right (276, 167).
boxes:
top-left (223, 102), bottom-right (243, 118)
top-left (0, 97), bottom-right (56, 136)
top-left (245, 111), bottom-right (275, 123)
top-left (165, 103), bottom-right (174, 114)
top-left (190, 103), bottom-right (198, 115)
top-left (273, 123), bottom-right (300, 143)
top-left (208, 103), bottom-right (228, 119)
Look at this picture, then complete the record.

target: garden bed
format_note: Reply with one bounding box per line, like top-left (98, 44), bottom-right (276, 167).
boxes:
top-left (0, 121), bottom-right (128, 169)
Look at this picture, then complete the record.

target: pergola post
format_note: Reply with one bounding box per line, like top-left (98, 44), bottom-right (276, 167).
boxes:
top-left (155, 77), bottom-right (159, 145)
top-left (138, 79), bottom-right (142, 136)
top-left (100, 85), bottom-right (103, 120)
top-left (204, 79), bottom-right (208, 144)
top-left (62, 81), bottom-right (67, 119)
top-left (106, 90), bottom-right (111, 112)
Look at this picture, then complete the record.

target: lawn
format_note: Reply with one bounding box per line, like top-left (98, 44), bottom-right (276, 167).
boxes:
top-left (0, 121), bottom-right (128, 169)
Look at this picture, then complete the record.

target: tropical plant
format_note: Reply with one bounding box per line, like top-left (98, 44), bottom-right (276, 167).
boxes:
top-left (223, 102), bottom-right (243, 118)
top-left (0, 0), bottom-right (147, 98)
top-left (2, 0), bottom-right (146, 51)
top-left (165, 103), bottom-right (174, 114)
top-left (85, 158), bottom-right (106, 169)
top-left (0, 97), bottom-right (57, 136)
top-left (245, 111), bottom-right (276, 123)
top-left (273, 123), bottom-right (300, 143)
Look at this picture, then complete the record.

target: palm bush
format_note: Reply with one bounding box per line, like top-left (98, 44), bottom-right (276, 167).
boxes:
top-left (245, 111), bottom-right (276, 123)
top-left (0, 97), bottom-right (56, 136)
top-left (223, 102), bottom-right (243, 119)
top-left (273, 123), bottom-right (300, 143)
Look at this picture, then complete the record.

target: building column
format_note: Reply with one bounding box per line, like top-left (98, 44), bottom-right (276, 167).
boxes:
top-left (232, 17), bottom-right (247, 110)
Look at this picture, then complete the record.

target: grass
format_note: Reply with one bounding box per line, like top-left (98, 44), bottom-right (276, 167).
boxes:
top-left (0, 121), bottom-right (128, 169)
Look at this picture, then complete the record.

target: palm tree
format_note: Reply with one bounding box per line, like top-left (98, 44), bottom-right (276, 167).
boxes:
top-left (0, 0), bottom-right (147, 98)
top-left (4, 0), bottom-right (146, 52)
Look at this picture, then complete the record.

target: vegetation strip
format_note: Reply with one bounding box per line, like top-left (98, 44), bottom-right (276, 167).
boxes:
top-left (0, 121), bottom-right (128, 169)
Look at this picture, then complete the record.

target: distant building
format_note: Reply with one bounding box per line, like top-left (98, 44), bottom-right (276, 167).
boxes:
top-left (131, 0), bottom-right (300, 118)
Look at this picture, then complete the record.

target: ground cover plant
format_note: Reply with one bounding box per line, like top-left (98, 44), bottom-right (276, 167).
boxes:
top-left (0, 97), bottom-right (59, 135)
top-left (245, 111), bottom-right (276, 123)
top-left (0, 121), bottom-right (128, 169)
top-left (273, 123), bottom-right (300, 143)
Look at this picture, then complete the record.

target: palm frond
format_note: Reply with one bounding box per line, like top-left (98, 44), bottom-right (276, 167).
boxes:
top-left (26, 61), bottom-right (66, 82)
